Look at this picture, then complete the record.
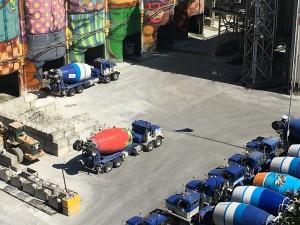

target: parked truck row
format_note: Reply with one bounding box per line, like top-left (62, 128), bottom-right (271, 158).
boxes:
top-left (43, 58), bottom-right (120, 96)
top-left (125, 114), bottom-right (300, 225)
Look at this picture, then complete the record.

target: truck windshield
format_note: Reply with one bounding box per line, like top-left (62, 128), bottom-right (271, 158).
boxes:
top-left (222, 171), bottom-right (234, 183)
top-left (132, 125), bottom-right (146, 134)
top-left (243, 158), bottom-right (254, 168)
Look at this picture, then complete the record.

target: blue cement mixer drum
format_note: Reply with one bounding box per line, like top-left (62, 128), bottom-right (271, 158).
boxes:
top-left (288, 144), bottom-right (300, 158)
top-left (213, 202), bottom-right (275, 225)
top-left (270, 157), bottom-right (300, 179)
top-left (57, 63), bottom-right (92, 83)
top-left (231, 186), bottom-right (290, 215)
top-left (254, 172), bottom-right (300, 195)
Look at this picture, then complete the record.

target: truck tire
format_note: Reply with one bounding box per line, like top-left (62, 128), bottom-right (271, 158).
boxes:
top-left (146, 141), bottom-right (154, 152)
top-left (11, 147), bottom-right (24, 163)
top-left (111, 72), bottom-right (119, 81)
top-left (104, 75), bottom-right (111, 84)
top-left (76, 85), bottom-right (84, 94)
top-left (104, 162), bottom-right (113, 173)
top-left (67, 88), bottom-right (76, 96)
top-left (155, 137), bottom-right (162, 148)
top-left (113, 157), bottom-right (122, 168)
top-left (95, 165), bottom-right (102, 174)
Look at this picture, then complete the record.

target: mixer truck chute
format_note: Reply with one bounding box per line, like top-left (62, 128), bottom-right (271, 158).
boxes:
top-left (73, 120), bottom-right (163, 174)
top-left (43, 58), bottom-right (120, 96)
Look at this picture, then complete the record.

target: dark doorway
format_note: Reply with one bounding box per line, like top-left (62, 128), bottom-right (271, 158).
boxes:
top-left (189, 14), bottom-right (204, 34)
top-left (123, 33), bottom-right (142, 58)
top-left (42, 57), bottom-right (65, 72)
top-left (85, 45), bottom-right (105, 66)
top-left (0, 72), bottom-right (20, 96)
top-left (157, 22), bottom-right (174, 51)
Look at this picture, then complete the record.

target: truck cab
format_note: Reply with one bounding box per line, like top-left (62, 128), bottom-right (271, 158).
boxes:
top-left (228, 151), bottom-right (270, 177)
top-left (165, 190), bottom-right (201, 220)
top-left (125, 214), bottom-right (167, 225)
top-left (221, 164), bottom-right (249, 191)
top-left (246, 136), bottom-right (284, 159)
top-left (131, 120), bottom-right (163, 151)
top-left (185, 177), bottom-right (228, 205)
top-left (93, 58), bottom-right (120, 83)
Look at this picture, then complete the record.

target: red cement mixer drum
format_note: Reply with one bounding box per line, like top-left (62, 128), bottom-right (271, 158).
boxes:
top-left (90, 128), bottom-right (133, 154)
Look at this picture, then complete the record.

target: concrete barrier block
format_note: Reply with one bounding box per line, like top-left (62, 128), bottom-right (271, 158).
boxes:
top-left (48, 195), bottom-right (62, 211)
top-left (10, 176), bottom-right (27, 189)
top-left (74, 122), bottom-right (85, 133)
top-left (27, 175), bottom-right (43, 185)
top-left (64, 127), bottom-right (75, 138)
top-left (0, 169), bottom-right (13, 182)
top-left (49, 130), bottom-right (65, 141)
top-left (0, 152), bottom-right (18, 166)
top-left (67, 134), bottom-right (80, 147)
top-left (10, 163), bottom-right (23, 173)
top-left (55, 146), bottom-right (70, 157)
top-left (22, 182), bottom-right (39, 195)
top-left (42, 181), bottom-right (60, 196)
top-left (20, 167), bottom-right (38, 178)
top-left (62, 203), bottom-right (80, 216)
top-left (44, 146), bottom-right (56, 155)
top-left (54, 138), bottom-right (69, 149)
top-left (85, 120), bottom-right (95, 129)
top-left (35, 187), bottom-right (52, 201)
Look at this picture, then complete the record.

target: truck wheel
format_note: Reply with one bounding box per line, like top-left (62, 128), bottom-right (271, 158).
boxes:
top-left (104, 76), bottom-right (111, 84)
top-left (95, 165), bottom-right (102, 174)
top-left (113, 157), bottom-right (122, 168)
top-left (11, 147), bottom-right (24, 163)
top-left (76, 85), bottom-right (84, 94)
top-left (146, 141), bottom-right (154, 152)
top-left (155, 137), bottom-right (162, 148)
top-left (104, 162), bottom-right (113, 173)
top-left (111, 72), bottom-right (119, 81)
top-left (67, 88), bottom-right (75, 96)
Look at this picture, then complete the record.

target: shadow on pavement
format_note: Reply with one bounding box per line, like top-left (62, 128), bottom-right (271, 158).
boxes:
top-left (52, 154), bottom-right (84, 175)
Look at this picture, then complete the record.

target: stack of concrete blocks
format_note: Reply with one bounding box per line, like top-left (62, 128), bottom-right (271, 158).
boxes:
top-left (0, 166), bottom-right (14, 182)
top-left (0, 93), bottom-right (101, 157)
top-left (0, 151), bottom-right (21, 172)
top-left (10, 175), bottom-right (28, 189)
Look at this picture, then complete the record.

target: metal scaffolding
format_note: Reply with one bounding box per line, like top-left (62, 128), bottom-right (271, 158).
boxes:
top-left (242, 0), bottom-right (278, 86)
top-left (212, 0), bottom-right (247, 54)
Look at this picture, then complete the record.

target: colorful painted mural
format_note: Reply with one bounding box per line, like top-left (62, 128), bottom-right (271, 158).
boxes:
top-left (0, 0), bottom-right (21, 76)
top-left (175, 0), bottom-right (204, 38)
top-left (107, 0), bottom-right (141, 61)
top-left (142, 0), bottom-right (176, 52)
top-left (20, 0), bottom-right (66, 90)
top-left (67, 0), bottom-right (106, 63)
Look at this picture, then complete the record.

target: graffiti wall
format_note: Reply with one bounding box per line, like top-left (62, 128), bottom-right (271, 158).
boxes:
top-left (142, 0), bottom-right (175, 52)
top-left (0, 0), bottom-right (21, 77)
top-left (67, 0), bottom-right (105, 64)
top-left (175, 0), bottom-right (204, 38)
top-left (107, 0), bottom-right (141, 61)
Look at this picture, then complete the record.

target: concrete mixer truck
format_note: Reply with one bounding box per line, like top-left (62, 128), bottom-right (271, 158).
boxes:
top-left (272, 115), bottom-right (300, 149)
top-left (73, 120), bottom-right (163, 174)
top-left (43, 58), bottom-right (120, 96)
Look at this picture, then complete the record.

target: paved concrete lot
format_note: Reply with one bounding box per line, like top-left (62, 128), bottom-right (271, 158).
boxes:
top-left (1, 37), bottom-right (300, 225)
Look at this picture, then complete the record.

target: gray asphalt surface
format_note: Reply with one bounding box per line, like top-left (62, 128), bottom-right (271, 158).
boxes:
top-left (1, 37), bottom-right (300, 225)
